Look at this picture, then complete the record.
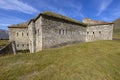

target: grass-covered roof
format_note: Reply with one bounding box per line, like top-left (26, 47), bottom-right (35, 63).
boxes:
top-left (8, 11), bottom-right (114, 28)
top-left (28, 11), bottom-right (87, 26)
top-left (8, 22), bottom-right (28, 28)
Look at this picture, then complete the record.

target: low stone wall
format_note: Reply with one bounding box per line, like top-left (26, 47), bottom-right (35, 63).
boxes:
top-left (0, 41), bottom-right (16, 56)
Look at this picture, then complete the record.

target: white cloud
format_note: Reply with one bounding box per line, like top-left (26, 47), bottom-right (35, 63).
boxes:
top-left (0, 23), bottom-right (10, 26)
top-left (0, 15), bottom-right (26, 30)
top-left (45, 1), bottom-right (84, 19)
top-left (0, 0), bottom-right (39, 14)
top-left (0, 16), bottom-right (25, 25)
top-left (97, 0), bottom-right (113, 16)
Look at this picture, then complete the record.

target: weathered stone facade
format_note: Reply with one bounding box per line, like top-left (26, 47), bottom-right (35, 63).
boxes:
top-left (8, 12), bottom-right (114, 53)
top-left (8, 23), bottom-right (29, 50)
top-left (86, 24), bottom-right (113, 42)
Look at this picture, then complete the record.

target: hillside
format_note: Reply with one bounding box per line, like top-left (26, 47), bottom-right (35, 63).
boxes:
top-left (113, 18), bottom-right (120, 38)
top-left (0, 29), bottom-right (9, 40)
top-left (0, 40), bottom-right (120, 80)
top-left (113, 29), bottom-right (120, 38)
top-left (113, 18), bottom-right (120, 29)
top-left (0, 40), bottom-right (9, 48)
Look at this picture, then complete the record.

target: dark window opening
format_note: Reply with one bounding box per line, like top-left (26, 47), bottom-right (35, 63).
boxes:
top-left (63, 30), bottom-right (64, 35)
top-left (59, 30), bottom-right (61, 35)
top-left (93, 32), bottom-right (95, 34)
top-left (99, 31), bottom-right (101, 34)
top-left (22, 33), bottom-right (24, 36)
top-left (17, 33), bottom-right (19, 36)
top-left (87, 32), bottom-right (89, 34)
top-left (27, 44), bottom-right (29, 46)
top-left (22, 44), bottom-right (24, 47)
top-left (17, 44), bottom-right (19, 47)
top-left (27, 33), bottom-right (28, 36)
top-left (35, 30), bottom-right (36, 35)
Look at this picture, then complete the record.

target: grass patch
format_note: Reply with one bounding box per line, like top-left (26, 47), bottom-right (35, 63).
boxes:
top-left (0, 40), bottom-right (120, 80)
top-left (113, 29), bottom-right (120, 38)
top-left (0, 40), bottom-right (9, 48)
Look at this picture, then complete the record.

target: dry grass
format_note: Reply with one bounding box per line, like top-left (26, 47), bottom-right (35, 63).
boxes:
top-left (0, 40), bottom-right (120, 80)
top-left (0, 40), bottom-right (9, 48)
top-left (113, 29), bottom-right (120, 38)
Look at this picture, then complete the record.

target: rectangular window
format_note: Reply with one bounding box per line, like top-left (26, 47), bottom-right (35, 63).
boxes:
top-left (27, 33), bottom-right (28, 36)
top-left (87, 32), bottom-right (89, 34)
top-left (99, 31), bottom-right (101, 34)
top-left (17, 33), bottom-right (19, 36)
top-left (22, 33), bottom-right (24, 36)
top-left (22, 44), bottom-right (24, 47)
top-left (59, 30), bottom-right (61, 35)
top-left (63, 30), bottom-right (64, 35)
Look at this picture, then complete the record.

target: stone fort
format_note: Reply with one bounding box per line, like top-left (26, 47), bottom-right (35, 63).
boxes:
top-left (8, 12), bottom-right (114, 53)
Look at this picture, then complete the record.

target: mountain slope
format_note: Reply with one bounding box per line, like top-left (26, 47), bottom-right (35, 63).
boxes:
top-left (113, 18), bottom-right (120, 29)
top-left (0, 29), bottom-right (9, 40)
top-left (0, 40), bottom-right (120, 80)
top-left (113, 18), bottom-right (120, 38)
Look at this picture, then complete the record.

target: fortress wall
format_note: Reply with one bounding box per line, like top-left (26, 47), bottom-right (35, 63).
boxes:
top-left (9, 28), bottom-right (29, 50)
top-left (41, 16), bottom-right (86, 49)
top-left (86, 24), bottom-right (114, 42)
top-left (34, 16), bottom-right (43, 52)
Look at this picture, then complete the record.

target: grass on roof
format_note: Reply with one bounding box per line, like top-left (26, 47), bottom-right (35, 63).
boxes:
top-left (40, 12), bottom-right (87, 26)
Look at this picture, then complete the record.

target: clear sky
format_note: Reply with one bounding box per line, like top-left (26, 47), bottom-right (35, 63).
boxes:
top-left (0, 0), bottom-right (120, 30)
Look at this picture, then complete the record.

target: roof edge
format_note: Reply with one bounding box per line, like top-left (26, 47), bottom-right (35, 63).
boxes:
top-left (87, 23), bottom-right (114, 26)
top-left (8, 26), bottom-right (27, 28)
top-left (28, 11), bottom-right (87, 27)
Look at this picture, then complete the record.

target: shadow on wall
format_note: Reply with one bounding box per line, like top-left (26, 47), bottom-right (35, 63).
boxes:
top-left (0, 41), bottom-right (16, 56)
top-left (50, 41), bottom-right (84, 48)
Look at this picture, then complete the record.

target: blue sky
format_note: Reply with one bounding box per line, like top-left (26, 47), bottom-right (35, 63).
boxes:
top-left (0, 0), bottom-right (120, 30)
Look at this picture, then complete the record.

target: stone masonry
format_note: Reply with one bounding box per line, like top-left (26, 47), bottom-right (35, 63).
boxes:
top-left (8, 12), bottom-right (114, 53)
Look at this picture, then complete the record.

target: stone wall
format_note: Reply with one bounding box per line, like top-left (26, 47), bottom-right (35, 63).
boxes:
top-left (35, 16), bottom-right (43, 52)
top-left (28, 21), bottom-right (36, 53)
top-left (9, 28), bottom-right (29, 50)
top-left (86, 24), bottom-right (113, 42)
top-left (41, 16), bottom-right (86, 49)
top-left (27, 14), bottom-right (114, 53)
